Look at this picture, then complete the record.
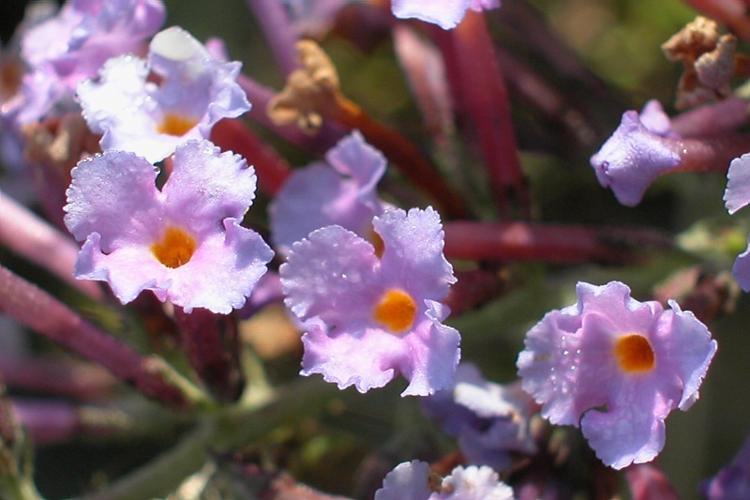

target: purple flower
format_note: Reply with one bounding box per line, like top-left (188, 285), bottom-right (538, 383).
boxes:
top-left (375, 460), bottom-right (514, 500)
top-left (64, 139), bottom-right (273, 313)
top-left (723, 154), bottom-right (750, 291)
top-left (270, 131), bottom-right (386, 255)
top-left (77, 26), bottom-right (250, 163)
top-left (423, 363), bottom-right (536, 470)
top-left (590, 101), bottom-right (681, 207)
top-left (14, 0), bottom-right (165, 123)
top-left (280, 207), bottom-right (459, 396)
top-left (392, 0), bottom-right (500, 30)
top-left (704, 433), bottom-right (750, 499)
top-left (517, 281), bottom-right (716, 470)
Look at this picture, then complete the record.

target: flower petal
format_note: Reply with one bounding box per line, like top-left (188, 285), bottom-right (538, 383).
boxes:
top-left (64, 150), bottom-right (162, 251)
top-left (724, 153), bottom-right (750, 214)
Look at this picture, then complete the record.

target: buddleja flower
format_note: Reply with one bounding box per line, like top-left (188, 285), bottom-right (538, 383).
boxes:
top-left (723, 153), bottom-right (750, 291)
top-left (375, 460), bottom-right (513, 500)
top-left (77, 26), bottom-right (250, 163)
top-left (15, 0), bottom-right (165, 123)
top-left (423, 363), bottom-right (536, 470)
top-left (280, 207), bottom-right (460, 396)
top-left (517, 281), bottom-right (716, 470)
top-left (269, 131), bottom-right (386, 255)
top-left (64, 139), bottom-right (273, 313)
top-left (392, 0), bottom-right (500, 30)
top-left (590, 100), bottom-right (680, 207)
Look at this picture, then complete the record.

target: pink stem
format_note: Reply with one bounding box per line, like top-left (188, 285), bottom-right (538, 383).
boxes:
top-left (671, 97), bottom-right (749, 137)
top-left (0, 265), bottom-right (192, 409)
top-left (0, 191), bottom-right (101, 299)
top-left (444, 221), bottom-right (669, 263)
top-left (434, 12), bottom-right (527, 216)
top-left (624, 463), bottom-right (679, 500)
top-left (670, 134), bottom-right (750, 173)
top-left (0, 355), bottom-right (115, 400)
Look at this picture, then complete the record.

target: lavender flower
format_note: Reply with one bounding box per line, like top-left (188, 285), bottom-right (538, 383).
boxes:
top-left (723, 154), bottom-right (750, 291)
top-left (64, 140), bottom-right (273, 313)
top-left (517, 281), bottom-right (716, 469)
top-left (77, 26), bottom-right (250, 163)
top-left (15, 0), bottom-right (165, 123)
top-left (423, 363), bottom-right (536, 470)
top-left (375, 460), bottom-right (514, 500)
top-left (280, 207), bottom-right (459, 396)
top-left (392, 0), bottom-right (501, 30)
top-left (590, 100), bottom-right (681, 206)
top-left (704, 433), bottom-right (750, 499)
top-left (270, 131), bottom-right (386, 255)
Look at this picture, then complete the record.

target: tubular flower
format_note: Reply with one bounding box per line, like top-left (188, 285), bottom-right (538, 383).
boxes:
top-left (280, 207), bottom-right (460, 396)
top-left (64, 139), bottom-right (273, 313)
top-left (422, 363), bottom-right (536, 470)
top-left (15, 0), bottom-right (165, 123)
top-left (392, 0), bottom-right (501, 30)
top-left (517, 281), bottom-right (716, 469)
top-left (77, 26), bottom-right (251, 163)
top-left (590, 100), bottom-right (680, 207)
top-left (269, 131), bottom-right (386, 255)
top-left (375, 460), bottom-right (514, 500)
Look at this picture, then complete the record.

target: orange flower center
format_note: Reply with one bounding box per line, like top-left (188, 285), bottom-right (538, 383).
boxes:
top-left (150, 227), bottom-right (197, 268)
top-left (373, 288), bottom-right (417, 333)
top-left (157, 113), bottom-right (198, 136)
top-left (614, 334), bottom-right (655, 374)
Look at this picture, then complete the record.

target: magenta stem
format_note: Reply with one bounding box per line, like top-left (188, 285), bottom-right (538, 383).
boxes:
top-left (0, 355), bottom-right (115, 401)
top-left (245, 0), bottom-right (299, 76)
top-left (444, 221), bottom-right (669, 263)
top-left (0, 191), bottom-right (101, 299)
top-left (671, 134), bottom-right (750, 174)
top-left (0, 265), bottom-right (192, 409)
top-left (671, 97), bottom-right (749, 137)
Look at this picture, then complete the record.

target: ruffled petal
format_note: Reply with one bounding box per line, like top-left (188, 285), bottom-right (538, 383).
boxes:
top-left (270, 164), bottom-right (375, 253)
top-left (392, 0), bottom-right (471, 30)
top-left (64, 150), bottom-right (162, 251)
top-left (400, 301), bottom-right (461, 396)
top-left (281, 225), bottom-right (379, 324)
top-left (724, 154), bottom-right (750, 214)
top-left (325, 131), bottom-right (386, 196)
top-left (375, 207), bottom-right (455, 301)
top-left (441, 465), bottom-right (514, 500)
top-left (581, 382), bottom-right (667, 470)
top-left (166, 218), bottom-right (273, 313)
top-left (163, 140), bottom-right (257, 235)
top-left (732, 242), bottom-right (750, 292)
top-left (75, 232), bottom-right (169, 304)
top-left (300, 318), bottom-right (403, 393)
top-left (374, 460), bottom-right (431, 500)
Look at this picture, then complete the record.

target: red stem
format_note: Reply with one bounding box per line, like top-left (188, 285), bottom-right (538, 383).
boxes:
top-left (434, 12), bottom-right (527, 216)
top-left (624, 462), bottom-right (679, 500)
top-left (444, 221), bottom-right (669, 263)
top-left (0, 265), bottom-right (191, 409)
top-left (0, 356), bottom-right (115, 401)
top-left (210, 118), bottom-right (291, 196)
top-left (671, 133), bottom-right (750, 173)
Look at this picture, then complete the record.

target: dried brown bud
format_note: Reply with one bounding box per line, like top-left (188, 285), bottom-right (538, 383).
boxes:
top-left (662, 16), bottom-right (720, 62)
top-left (267, 40), bottom-right (341, 134)
top-left (21, 113), bottom-right (100, 176)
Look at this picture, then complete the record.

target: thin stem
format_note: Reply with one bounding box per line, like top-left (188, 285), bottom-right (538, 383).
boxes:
top-left (671, 134), bottom-right (750, 174)
top-left (0, 356), bottom-right (115, 401)
top-left (0, 265), bottom-right (203, 409)
top-left (245, 0), bottom-right (299, 76)
top-left (671, 97), bottom-right (749, 137)
top-left (435, 11), bottom-right (528, 216)
top-left (0, 191), bottom-right (101, 299)
top-left (443, 221), bottom-right (670, 263)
